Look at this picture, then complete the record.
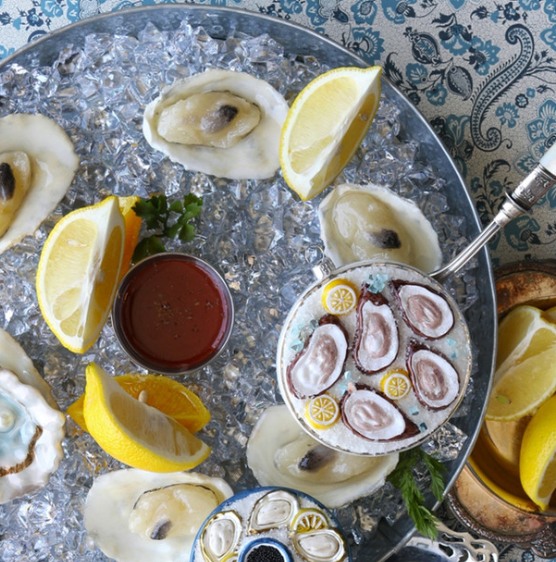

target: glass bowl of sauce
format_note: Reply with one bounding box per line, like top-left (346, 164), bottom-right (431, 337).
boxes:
top-left (112, 253), bottom-right (234, 374)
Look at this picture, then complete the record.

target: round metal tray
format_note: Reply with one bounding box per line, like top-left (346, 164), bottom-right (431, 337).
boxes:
top-left (0, 5), bottom-right (496, 562)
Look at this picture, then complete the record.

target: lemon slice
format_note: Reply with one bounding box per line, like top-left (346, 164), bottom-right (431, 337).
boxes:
top-left (36, 196), bottom-right (125, 353)
top-left (486, 341), bottom-right (556, 421)
top-left (322, 278), bottom-right (358, 315)
top-left (280, 66), bottom-right (382, 201)
top-left (306, 395), bottom-right (340, 430)
top-left (291, 508), bottom-right (329, 533)
top-left (67, 372), bottom-right (210, 434)
top-left (381, 370), bottom-right (411, 400)
top-left (520, 394), bottom-right (556, 510)
top-left (82, 362), bottom-right (211, 472)
top-left (118, 195), bottom-right (142, 279)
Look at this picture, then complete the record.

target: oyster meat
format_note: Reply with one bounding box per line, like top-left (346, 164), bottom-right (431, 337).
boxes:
top-left (318, 183), bottom-right (442, 272)
top-left (407, 342), bottom-right (460, 410)
top-left (0, 369), bottom-right (65, 503)
top-left (353, 287), bottom-right (398, 374)
top-left (84, 469), bottom-right (233, 562)
top-left (341, 385), bottom-right (419, 441)
top-left (143, 69), bottom-right (289, 180)
top-left (393, 281), bottom-right (454, 339)
top-left (246, 405), bottom-right (399, 508)
top-left (287, 315), bottom-right (348, 399)
top-left (0, 113), bottom-right (79, 255)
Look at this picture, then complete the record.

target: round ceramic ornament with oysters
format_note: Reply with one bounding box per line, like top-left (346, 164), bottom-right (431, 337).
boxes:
top-left (276, 260), bottom-right (472, 456)
top-left (277, 142), bottom-right (556, 457)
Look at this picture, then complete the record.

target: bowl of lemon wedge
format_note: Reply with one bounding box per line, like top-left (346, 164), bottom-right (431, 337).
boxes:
top-left (448, 260), bottom-right (556, 558)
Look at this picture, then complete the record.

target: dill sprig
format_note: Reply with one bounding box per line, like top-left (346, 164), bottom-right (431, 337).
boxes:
top-left (386, 447), bottom-right (446, 540)
top-left (132, 193), bottom-right (203, 261)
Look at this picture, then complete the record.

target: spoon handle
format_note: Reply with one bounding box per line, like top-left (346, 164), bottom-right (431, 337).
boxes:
top-left (431, 144), bottom-right (556, 283)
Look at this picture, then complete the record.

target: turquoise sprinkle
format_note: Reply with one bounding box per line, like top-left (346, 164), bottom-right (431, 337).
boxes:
top-left (367, 273), bottom-right (389, 293)
top-left (409, 406), bottom-right (420, 416)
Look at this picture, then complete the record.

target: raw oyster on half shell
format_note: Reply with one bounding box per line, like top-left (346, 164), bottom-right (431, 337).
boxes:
top-left (84, 469), bottom-right (233, 562)
top-left (143, 69), bottom-right (289, 180)
top-left (286, 315), bottom-right (348, 399)
top-left (0, 369), bottom-right (65, 503)
top-left (0, 113), bottom-right (79, 255)
top-left (341, 385), bottom-right (419, 442)
top-left (353, 287), bottom-right (399, 374)
top-left (318, 183), bottom-right (442, 271)
top-left (407, 342), bottom-right (460, 411)
top-left (246, 405), bottom-right (399, 508)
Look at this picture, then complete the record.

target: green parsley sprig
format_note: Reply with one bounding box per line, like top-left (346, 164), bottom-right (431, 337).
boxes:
top-left (386, 447), bottom-right (446, 540)
top-left (131, 193), bottom-right (203, 262)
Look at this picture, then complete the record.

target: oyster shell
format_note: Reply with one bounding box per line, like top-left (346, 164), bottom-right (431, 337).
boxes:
top-left (341, 385), bottom-right (419, 441)
top-left (248, 489), bottom-right (299, 532)
top-left (0, 369), bottom-right (65, 503)
top-left (353, 287), bottom-right (399, 374)
top-left (292, 529), bottom-right (346, 562)
top-left (0, 113), bottom-right (79, 255)
top-left (0, 327), bottom-right (57, 408)
top-left (200, 511), bottom-right (242, 562)
top-left (287, 315), bottom-right (348, 399)
top-left (393, 281), bottom-right (454, 339)
top-left (246, 405), bottom-right (399, 508)
top-left (143, 69), bottom-right (289, 180)
top-left (407, 342), bottom-right (460, 410)
top-left (318, 183), bottom-right (442, 272)
top-left (84, 469), bottom-right (233, 562)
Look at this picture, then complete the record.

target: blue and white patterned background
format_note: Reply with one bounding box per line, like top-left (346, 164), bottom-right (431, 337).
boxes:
top-left (1, 0), bottom-right (556, 267)
top-left (1, 1), bottom-right (556, 561)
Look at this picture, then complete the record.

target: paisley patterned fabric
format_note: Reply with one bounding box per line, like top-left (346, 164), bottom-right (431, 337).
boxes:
top-left (0, 0), bottom-right (554, 559)
top-left (2, 0), bottom-right (556, 267)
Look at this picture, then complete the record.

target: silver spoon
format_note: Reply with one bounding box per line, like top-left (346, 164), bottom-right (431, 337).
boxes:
top-left (431, 143), bottom-right (556, 283)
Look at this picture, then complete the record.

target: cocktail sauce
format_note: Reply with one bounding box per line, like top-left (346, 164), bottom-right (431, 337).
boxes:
top-left (113, 253), bottom-right (233, 373)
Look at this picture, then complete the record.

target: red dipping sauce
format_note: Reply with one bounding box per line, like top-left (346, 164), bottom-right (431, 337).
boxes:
top-left (113, 253), bottom-right (234, 373)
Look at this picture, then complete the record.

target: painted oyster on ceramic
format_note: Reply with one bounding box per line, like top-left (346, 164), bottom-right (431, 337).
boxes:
top-left (246, 405), bottom-right (399, 508)
top-left (192, 488), bottom-right (351, 562)
top-left (318, 183), bottom-right (442, 272)
top-left (83, 469), bottom-right (233, 562)
top-left (0, 369), bottom-right (65, 504)
top-left (0, 113), bottom-right (79, 255)
top-left (143, 69), bottom-right (289, 180)
top-left (0, 327), bottom-right (58, 408)
top-left (276, 261), bottom-right (472, 456)
top-left (286, 315), bottom-right (348, 399)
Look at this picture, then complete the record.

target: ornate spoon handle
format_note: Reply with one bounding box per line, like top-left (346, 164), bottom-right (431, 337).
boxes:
top-left (431, 143), bottom-right (556, 283)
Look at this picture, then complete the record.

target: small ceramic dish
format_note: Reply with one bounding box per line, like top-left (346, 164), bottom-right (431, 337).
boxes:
top-left (447, 260), bottom-right (556, 558)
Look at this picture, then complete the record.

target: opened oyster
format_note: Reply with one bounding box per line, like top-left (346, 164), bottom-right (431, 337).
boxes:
top-left (0, 369), bottom-right (65, 503)
top-left (0, 113), bottom-right (79, 255)
top-left (246, 405), bottom-right (398, 508)
top-left (0, 327), bottom-right (58, 408)
top-left (84, 469), bottom-right (233, 562)
top-left (318, 183), bottom-right (442, 272)
top-left (143, 69), bottom-right (289, 180)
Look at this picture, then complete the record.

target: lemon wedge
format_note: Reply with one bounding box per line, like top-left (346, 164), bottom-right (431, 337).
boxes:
top-left (82, 362), bottom-right (211, 472)
top-left (486, 339), bottom-right (556, 421)
top-left (67, 372), bottom-right (211, 434)
top-left (520, 394), bottom-right (556, 510)
top-left (118, 195), bottom-right (142, 279)
top-left (280, 66), bottom-right (382, 201)
top-left (36, 196), bottom-right (125, 353)
top-left (495, 305), bottom-right (544, 381)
